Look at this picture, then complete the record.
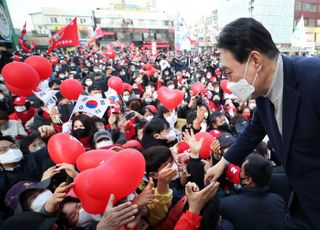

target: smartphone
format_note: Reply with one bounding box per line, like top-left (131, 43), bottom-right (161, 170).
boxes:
top-left (125, 111), bottom-right (136, 121)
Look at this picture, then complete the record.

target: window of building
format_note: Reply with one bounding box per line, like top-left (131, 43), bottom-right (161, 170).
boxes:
top-left (295, 2), bottom-right (301, 10)
top-left (307, 18), bottom-right (316, 27)
top-left (302, 3), bottom-right (317, 12)
top-left (80, 18), bottom-right (87, 24)
top-left (65, 18), bottom-right (72, 24)
top-left (50, 17), bottom-right (58, 24)
top-left (150, 20), bottom-right (156, 26)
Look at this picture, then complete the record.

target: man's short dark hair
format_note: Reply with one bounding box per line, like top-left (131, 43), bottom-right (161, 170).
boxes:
top-left (244, 153), bottom-right (273, 187)
top-left (48, 79), bottom-right (61, 88)
top-left (88, 85), bottom-right (101, 93)
top-left (217, 18), bottom-right (279, 63)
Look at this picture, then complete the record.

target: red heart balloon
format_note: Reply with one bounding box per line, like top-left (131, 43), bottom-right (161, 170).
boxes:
top-left (2, 62), bottom-right (40, 90)
top-left (108, 76), bottom-right (124, 95)
top-left (87, 148), bottom-right (145, 200)
top-left (25, 56), bottom-right (52, 80)
top-left (60, 79), bottom-right (83, 100)
top-left (191, 82), bottom-right (207, 96)
top-left (195, 132), bottom-right (214, 159)
top-left (158, 87), bottom-right (184, 110)
top-left (6, 83), bottom-right (33, 96)
top-left (123, 83), bottom-right (133, 92)
top-left (76, 149), bottom-right (115, 172)
top-left (50, 56), bottom-right (58, 65)
top-left (122, 140), bottom-right (143, 149)
top-left (220, 80), bottom-right (233, 94)
top-left (105, 50), bottom-right (116, 59)
top-left (142, 64), bottom-right (152, 71)
top-left (48, 133), bottom-right (85, 164)
top-left (74, 170), bottom-right (108, 214)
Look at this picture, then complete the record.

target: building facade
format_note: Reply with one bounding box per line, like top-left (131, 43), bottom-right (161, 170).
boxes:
top-left (217, 0), bottom-right (295, 49)
top-left (294, 0), bottom-right (320, 50)
top-left (29, 7), bottom-right (95, 46)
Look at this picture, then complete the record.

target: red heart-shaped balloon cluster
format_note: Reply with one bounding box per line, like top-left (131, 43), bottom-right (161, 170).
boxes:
top-left (73, 148), bottom-right (145, 214)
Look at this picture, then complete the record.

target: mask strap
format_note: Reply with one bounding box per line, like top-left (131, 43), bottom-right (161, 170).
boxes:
top-left (243, 55), bottom-right (251, 80)
top-left (252, 72), bottom-right (258, 87)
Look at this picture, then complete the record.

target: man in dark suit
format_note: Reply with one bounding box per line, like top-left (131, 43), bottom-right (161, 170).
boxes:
top-left (205, 18), bottom-right (320, 229)
top-left (0, 44), bottom-right (12, 72)
top-left (219, 154), bottom-right (285, 230)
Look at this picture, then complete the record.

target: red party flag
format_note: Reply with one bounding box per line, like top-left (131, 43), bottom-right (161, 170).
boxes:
top-left (46, 17), bottom-right (80, 55)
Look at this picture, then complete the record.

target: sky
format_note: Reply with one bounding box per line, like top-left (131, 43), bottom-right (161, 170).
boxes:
top-left (7, 0), bottom-right (216, 30)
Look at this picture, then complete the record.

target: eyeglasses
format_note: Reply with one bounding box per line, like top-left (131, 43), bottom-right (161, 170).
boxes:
top-left (0, 143), bottom-right (19, 154)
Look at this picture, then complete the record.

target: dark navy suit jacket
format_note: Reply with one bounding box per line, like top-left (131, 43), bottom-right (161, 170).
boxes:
top-left (219, 186), bottom-right (286, 230)
top-left (224, 55), bottom-right (320, 229)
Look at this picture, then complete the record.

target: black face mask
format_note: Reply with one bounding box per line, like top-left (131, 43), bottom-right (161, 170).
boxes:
top-left (218, 123), bottom-right (229, 132)
top-left (233, 101), bottom-right (240, 107)
top-left (131, 103), bottom-right (141, 112)
top-left (213, 99), bottom-right (221, 106)
top-left (73, 128), bottom-right (89, 138)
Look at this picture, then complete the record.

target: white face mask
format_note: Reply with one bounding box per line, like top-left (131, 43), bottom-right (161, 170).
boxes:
top-left (248, 103), bottom-right (257, 111)
top-left (14, 106), bottom-right (26, 113)
top-left (123, 95), bottom-right (130, 102)
top-left (0, 149), bottom-right (23, 164)
top-left (0, 94), bottom-right (4, 100)
top-left (204, 112), bottom-right (209, 119)
top-left (59, 74), bottom-right (65, 79)
top-left (30, 145), bottom-right (45, 153)
top-left (227, 56), bottom-right (258, 101)
top-left (145, 115), bottom-right (154, 121)
top-left (85, 81), bottom-right (93, 86)
top-left (93, 93), bottom-right (102, 99)
top-left (145, 97), bottom-right (152, 104)
top-left (31, 190), bottom-right (53, 212)
top-left (95, 140), bottom-right (113, 149)
top-left (93, 69), bottom-right (99, 73)
top-left (171, 162), bottom-right (180, 180)
top-left (77, 208), bottom-right (98, 227)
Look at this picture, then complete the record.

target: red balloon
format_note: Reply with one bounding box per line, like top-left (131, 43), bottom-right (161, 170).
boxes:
top-left (88, 148), bottom-right (145, 200)
top-left (191, 82), bottom-right (207, 96)
top-left (150, 67), bottom-right (157, 75)
top-left (48, 133), bottom-right (85, 164)
top-left (74, 170), bottom-right (108, 214)
top-left (6, 83), bottom-right (33, 96)
top-left (12, 56), bottom-right (20, 62)
top-left (142, 64), bottom-right (152, 71)
top-left (123, 83), bottom-right (133, 92)
top-left (50, 56), bottom-right (58, 65)
top-left (220, 80), bottom-right (232, 94)
top-left (60, 79), bottom-right (83, 100)
top-left (195, 132), bottom-right (214, 159)
top-left (105, 50), bottom-right (116, 59)
top-left (76, 149), bottom-right (115, 172)
top-left (2, 62), bottom-right (40, 90)
top-left (25, 56), bottom-right (52, 80)
top-left (108, 76), bottom-right (124, 95)
top-left (158, 87), bottom-right (184, 110)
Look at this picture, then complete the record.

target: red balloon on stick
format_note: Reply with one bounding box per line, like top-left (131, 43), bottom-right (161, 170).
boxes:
top-left (195, 132), bottom-right (214, 159)
top-left (220, 80), bottom-right (233, 94)
top-left (105, 50), bottom-right (116, 59)
top-left (50, 56), bottom-right (58, 65)
top-left (108, 76), bottom-right (124, 95)
top-left (25, 56), bottom-right (52, 80)
top-left (2, 62), bottom-right (40, 90)
top-left (48, 133), bottom-right (85, 164)
top-left (158, 87), bottom-right (184, 110)
top-left (60, 79), bottom-right (83, 100)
